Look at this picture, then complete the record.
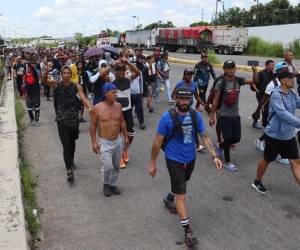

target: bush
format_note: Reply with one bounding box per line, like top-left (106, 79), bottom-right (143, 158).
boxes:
top-left (246, 36), bottom-right (284, 58)
top-left (289, 39), bottom-right (300, 59)
top-left (208, 49), bottom-right (220, 64)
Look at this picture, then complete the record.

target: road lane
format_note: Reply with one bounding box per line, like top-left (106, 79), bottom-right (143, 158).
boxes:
top-left (23, 63), bottom-right (300, 250)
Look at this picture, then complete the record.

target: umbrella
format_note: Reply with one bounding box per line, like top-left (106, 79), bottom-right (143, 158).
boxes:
top-left (102, 45), bottom-right (119, 55)
top-left (22, 47), bottom-right (37, 54)
top-left (83, 47), bottom-right (104, 58)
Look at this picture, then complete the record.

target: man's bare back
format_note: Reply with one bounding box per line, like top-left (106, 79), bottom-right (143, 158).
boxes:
top-left (94, 101), bottom-right (123, 140)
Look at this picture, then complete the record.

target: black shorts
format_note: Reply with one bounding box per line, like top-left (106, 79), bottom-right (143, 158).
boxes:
top-left (26, 96), bottom-right (40, 111)
top-left (218, 116), bottom-right (241, 141)
top-left (123, 109), bottom-right (135, 137)
top-left (166, 158), bottom-right (195, 194)
top-left (264, 135), bottom-right (299, 162)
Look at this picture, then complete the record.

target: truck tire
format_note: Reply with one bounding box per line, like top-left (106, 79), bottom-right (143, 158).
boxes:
top-left (187, 47), bottom-right (195, 54)
top-left (228, 47), bottom-right (234, 55)
top-left (224, 47), bottom-right (229, 55)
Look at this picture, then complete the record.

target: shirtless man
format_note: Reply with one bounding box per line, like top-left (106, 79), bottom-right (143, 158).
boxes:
top-left (90, 83), bottom-right (129, 197)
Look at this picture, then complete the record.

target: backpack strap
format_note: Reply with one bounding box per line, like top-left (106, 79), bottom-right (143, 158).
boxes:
top-left (167, 108), bottom-right (199, 142)
top-left (168, 108), bottom-right (182, 134)
top-left (190, 109), bottom-right (198, 134)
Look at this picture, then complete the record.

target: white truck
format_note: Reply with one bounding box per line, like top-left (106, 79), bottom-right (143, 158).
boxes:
top-left (125, 30), bottom-right (151, 48)
top-left (97, 36), bottom-right (119, 47)
top-left (212, 26), bottom-right (248, 54)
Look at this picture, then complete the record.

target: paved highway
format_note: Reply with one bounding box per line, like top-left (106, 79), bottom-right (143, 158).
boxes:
top-left (23, 63), bottom-right (300, 250)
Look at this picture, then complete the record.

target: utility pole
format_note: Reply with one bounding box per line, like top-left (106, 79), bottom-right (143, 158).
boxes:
top-left (133, 16), bottom-right (139, 30)
top-left (202, 9), bottom-right (204, 22)
top-left (215, 0), bottom-right (218, 21)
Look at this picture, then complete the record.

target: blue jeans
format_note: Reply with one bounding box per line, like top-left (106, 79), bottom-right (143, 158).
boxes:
top-left (155, 78), bottom-right (172, 102)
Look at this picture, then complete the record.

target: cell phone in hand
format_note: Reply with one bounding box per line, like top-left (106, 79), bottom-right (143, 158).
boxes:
top-left (247, 60), bottom-right (259, 67)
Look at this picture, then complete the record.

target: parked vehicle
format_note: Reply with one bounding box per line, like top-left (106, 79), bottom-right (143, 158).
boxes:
top-left (157, 26), bottom-right (212, 53)
top-left (211, 26), bottom-right (248, 54)
top-left (98, 26), bottom-right (248, 54)
top-left (125, 30), bottom-right (151, 48)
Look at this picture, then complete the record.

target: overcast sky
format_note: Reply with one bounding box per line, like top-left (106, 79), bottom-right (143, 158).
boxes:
top-left (0, 0), bottom-right (299, 38)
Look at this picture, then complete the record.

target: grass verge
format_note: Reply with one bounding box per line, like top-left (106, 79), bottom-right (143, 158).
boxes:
top-left (15, 93), bottom-right (40, 249)
top-left (246, 36), bottom-right (284, 58)
top-left (208, 49), bottom-right (220, 65)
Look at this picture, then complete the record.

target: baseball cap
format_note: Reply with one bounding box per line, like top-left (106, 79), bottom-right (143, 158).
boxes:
top-left (175, 86), bottom-right (193, 97)
top-left (223, 60), bottom-right (236, 69)
top-left (183, 67), bottom-right (194, 75)
top-left (274, 62), bottom-right (288, 72)
top-left (278, 70), bottom-right (294, 80)
top-left (98, 59), bottom-right (107, 68)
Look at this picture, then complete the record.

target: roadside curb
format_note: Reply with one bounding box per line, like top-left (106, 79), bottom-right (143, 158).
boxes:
top-left (0, 78), bottom-right (29, 250)
top-left (168, 56), bottom-right (264, 72)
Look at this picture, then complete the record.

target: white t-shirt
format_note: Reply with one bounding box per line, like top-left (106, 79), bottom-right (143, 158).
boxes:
top-left (265, 78), bottom-right (281, 95)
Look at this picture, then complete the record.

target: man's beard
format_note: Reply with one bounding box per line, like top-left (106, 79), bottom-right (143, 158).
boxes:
top-left (177, 103), bottom-right (190, 112)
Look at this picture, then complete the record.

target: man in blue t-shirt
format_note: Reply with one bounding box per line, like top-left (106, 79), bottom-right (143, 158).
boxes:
top-left (148, 86), bottom-right (222, 247)
top-left (171, 67), bottom-right (208, 111)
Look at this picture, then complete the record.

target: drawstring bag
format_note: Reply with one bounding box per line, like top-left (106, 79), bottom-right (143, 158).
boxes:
top-left (224, 80), bottom-right (238, 106)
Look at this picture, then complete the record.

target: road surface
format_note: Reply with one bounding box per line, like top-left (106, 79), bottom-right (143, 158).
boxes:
top-left (23, 63), bottom-right (300, 250)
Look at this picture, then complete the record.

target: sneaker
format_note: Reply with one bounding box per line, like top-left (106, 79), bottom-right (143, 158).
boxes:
top-left (168, 100), bottom-right (175, 105)
top-left (67, 169), bottom-right (74, 184)
top-left (223, 162), bottom-right (237, 172)
top-left (214, 144), bottom-right (223, 160)
top-left (163, 196), bottom-right (177, 214)
top-left (80, 118), bottom-right (87, 123)
top-left (34, 121), bottom-right (40, 127)
top-left (251, 180), bottom-right (267, 194)
top-left (196, 144), bottom-right (206, 153)
top-left (120, 158), bottom-right (126, 169)
top-left (252, 121), bottom-right (262, 129)
top-left (123, 151), bottom-right (129, 164)
top-left (29, 120), bottom-right (35, 126)
top-left (184, 229), bottom-right (199, 247)
top-left (103, 184), bottom-right (111, 197)
top-left (140, 123), bottom-right (146, 130)
top-left (110, 186), bottom-right (121, 195)
top-left (149, 108), bottom-right (154, 113)
top-left (255, 139), bottom-right (265, 152)
top-left (277, 155), bottom-right (289, 165)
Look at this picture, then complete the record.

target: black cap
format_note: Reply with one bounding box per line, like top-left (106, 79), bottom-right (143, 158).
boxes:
top-left (175, 86), bottom-right (193, 97)
top-left (278, 70), bottom-right (294, 80)
top-left (223, 60), bottom-right (236, 69)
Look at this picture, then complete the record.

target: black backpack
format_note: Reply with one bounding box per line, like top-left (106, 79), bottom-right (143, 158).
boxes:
top-left (161, 108), bottom-right (199, 151)
top-left (207, 75), bottom-right (227, 109)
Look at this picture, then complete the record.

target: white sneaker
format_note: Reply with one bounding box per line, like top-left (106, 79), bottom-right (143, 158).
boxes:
top-left (224, 162), bottom-right (237, 172)
top-left (255, 139), bottom-right (265, 152)
top-left (277, 155), bottom-right (289, 166)
top-left (196, 144), bottom-right (206, 153)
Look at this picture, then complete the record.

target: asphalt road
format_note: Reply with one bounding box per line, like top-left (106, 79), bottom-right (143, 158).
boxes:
top-left (167, 52), bottom-right (300, 68)
top-left (23, 64), bottom-right (300, 250)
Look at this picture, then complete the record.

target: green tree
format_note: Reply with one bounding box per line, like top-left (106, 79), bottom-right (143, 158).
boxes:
top-left (214, 0), bottom-right (299, 26)
top-left (143, 21), bottom-right (175, 30)
top-left (74, 33), bottom-right (83, 44)
top-left (189, 21), bottom-right (210, 27)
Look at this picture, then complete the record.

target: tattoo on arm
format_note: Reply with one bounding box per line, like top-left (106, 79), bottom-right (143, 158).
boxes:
top-left (200, 132), bottom-right (217, 158)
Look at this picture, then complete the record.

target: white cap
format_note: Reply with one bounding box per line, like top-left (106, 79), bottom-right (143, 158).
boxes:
top-left (98, 59), bottom-right (107, 68)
